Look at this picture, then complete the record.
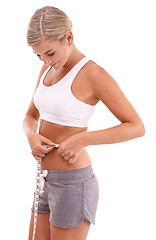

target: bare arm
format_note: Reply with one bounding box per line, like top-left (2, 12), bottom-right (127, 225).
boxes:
top-left (23, 101), bottom-right (40, 139)
top-left (23, 65), bottom-right (55, 160)
top-left (82, 65), bottom-right (145, 146)
top-left (23, 64), bottom-right (45, 139)
top-left (58, 64), bottom-right (145, 163)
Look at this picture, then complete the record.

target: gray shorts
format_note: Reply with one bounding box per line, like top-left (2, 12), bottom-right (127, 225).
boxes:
top-left (31, 166), bottom-right (99, 228)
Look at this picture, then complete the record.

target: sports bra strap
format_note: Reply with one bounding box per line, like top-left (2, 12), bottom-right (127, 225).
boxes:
top-left (67, 57), bottom-right (90, 85)
top-left (40, 56), bottom-right (90, 87)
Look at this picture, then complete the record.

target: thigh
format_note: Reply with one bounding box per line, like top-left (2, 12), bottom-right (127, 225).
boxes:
top-left (50, 219), bottom-right (90, 240)
top-left (29, 212), bottom-right (50, 240)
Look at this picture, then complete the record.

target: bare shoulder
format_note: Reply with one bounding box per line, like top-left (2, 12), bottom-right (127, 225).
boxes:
top-left (86, 60), bottom-right (116, 81)
top-left (86, 59), bottom-right (142, 124)
top-left (37, 64), bottom-right (49, 81)
top-left (34, 64), bottom-right (50, 89)
top-left (85, 60), bottom-right (118, 97)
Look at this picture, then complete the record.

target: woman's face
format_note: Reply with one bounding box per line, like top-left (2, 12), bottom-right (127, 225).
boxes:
top-left (31, 33), bottom-right (73, 69)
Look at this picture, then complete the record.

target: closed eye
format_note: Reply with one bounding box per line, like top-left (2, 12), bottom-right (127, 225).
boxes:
top-left (36, 52), bottom-right (54, 58)
top-left (47, 52), bottom-right (54, 56)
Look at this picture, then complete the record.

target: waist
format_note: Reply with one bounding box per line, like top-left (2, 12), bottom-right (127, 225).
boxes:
top-left (39, 120), bottom-right (91, 170)
top-left (42, 166), bottom-right (93, 183)
top-left (39, 119), bottom-right (87, 143)
top-left (41, 148), bottom-right (91, 170)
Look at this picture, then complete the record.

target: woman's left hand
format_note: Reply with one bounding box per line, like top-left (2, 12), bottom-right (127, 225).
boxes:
top-left (57, 132), bottom-right (87, 164)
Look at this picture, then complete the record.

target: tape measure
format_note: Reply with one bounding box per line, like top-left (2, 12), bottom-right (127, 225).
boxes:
top-left (32, 144), bottom-right (59, 240)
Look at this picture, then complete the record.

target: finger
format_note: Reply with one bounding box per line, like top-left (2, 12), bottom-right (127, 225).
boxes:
top-left (38, 153), bottom-right (46, 158)
top-left (35, 155), bottom-right (42, 160)
top-left (43, 143), bottom-right (57, 148)
top-left (44, 145), bottom-right (55, 153)
top-left (61, 152), bottom-right (66, 158)
top-left (32, 152), bottom-right (45, 158)
top-left (41, 137), bottom-right (55, 147)
top-left (32, 149), bottom-right (45, 157)
top-left (69, 157), bottom-right (76, 164)
top-left (39, 144), bottom-right (55, 153)
top-left (31, 153), bottom-right (42, 160)
top-left (64, 155), bottom-right (70, 161)
top-left (57, 147), bottom-right (62, 154)
top-left (63, 152), bottom-right (73, 161)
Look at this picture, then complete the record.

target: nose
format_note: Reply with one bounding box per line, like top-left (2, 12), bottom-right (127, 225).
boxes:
top-left (42, 56), bottom-right (51, 66)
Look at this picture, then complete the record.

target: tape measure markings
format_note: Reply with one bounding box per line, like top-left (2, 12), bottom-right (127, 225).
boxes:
top-left (32, 144), bottom-right (59, 240)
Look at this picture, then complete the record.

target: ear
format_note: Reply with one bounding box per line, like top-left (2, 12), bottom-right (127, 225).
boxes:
top-left (65, 31), bottom-right (73, 46)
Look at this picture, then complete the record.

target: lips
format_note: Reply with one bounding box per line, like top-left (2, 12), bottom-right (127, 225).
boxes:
top-left (50, 62), bottom-right (57, 67)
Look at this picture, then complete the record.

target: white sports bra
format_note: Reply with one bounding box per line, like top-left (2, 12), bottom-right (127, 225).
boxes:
top-left (33, 56), bottom-right (96, 128)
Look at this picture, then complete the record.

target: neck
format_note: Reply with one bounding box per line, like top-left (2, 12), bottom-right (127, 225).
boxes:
top-left (64, 44), bottom-right (85, 69)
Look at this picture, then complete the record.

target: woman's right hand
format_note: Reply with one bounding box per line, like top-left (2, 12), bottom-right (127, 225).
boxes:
top-left (27, 131), bottom-right (56, 160)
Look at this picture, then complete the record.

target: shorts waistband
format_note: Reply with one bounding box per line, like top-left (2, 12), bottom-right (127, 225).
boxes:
top-left (42, 166), bottom-right (93, 182)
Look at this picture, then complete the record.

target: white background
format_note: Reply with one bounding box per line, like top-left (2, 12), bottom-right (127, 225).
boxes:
top-left (0, 0), bottom-right (156, 239)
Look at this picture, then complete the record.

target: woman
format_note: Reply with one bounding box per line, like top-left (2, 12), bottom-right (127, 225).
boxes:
top-left (23, 6), bottom-right (145, 240)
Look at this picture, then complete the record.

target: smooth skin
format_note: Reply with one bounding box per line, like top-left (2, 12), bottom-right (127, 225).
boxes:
top-left (23, 31), bottom-right (145, 240)
top-left (29, 212), bottom-right (90, 240)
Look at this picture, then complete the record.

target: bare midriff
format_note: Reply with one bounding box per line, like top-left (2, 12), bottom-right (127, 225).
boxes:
top-left (39, 120), bottom-right (92, 170)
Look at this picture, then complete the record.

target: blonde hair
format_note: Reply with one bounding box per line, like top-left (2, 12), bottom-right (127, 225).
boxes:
top-left (27, 6), bottom-right (73, 46)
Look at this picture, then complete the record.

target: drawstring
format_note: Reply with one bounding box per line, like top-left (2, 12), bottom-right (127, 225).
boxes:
top-left (39, 170), bottom-right (48, 193)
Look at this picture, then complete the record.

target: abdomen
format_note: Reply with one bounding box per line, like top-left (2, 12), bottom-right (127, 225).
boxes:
top-left (39, 120), bottom-right (92, 170)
